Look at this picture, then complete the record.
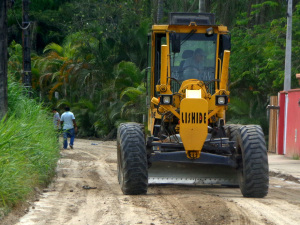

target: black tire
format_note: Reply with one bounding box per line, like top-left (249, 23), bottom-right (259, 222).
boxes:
top-left (236, 125), bottom-right (269, 198)
top-left (224, 124), bottom-right (242, 141)
top-left (117, 122), bottom-right (148, 195)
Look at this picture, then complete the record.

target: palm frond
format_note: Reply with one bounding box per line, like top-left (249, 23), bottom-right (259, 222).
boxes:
top-left (120, 87), bottom-right (143, 101)
top-left (43, 43), bottom-right (63, 55)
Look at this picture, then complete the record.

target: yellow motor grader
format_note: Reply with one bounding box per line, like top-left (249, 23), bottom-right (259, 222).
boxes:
top-left (117, 13), bottom-right (269, 198)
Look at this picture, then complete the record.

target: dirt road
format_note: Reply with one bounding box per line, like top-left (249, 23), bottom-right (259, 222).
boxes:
top-left (5, 139), bottom-right (300, 225)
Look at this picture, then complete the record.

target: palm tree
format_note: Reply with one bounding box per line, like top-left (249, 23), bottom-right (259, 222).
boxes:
top-left (33, 42), bottom-right (75, 100)
top-left (114, 61), bottom-right (146, 121)
top-left (34, 32), bottom-right (101, 102)
top-left (120, 84), bottom-right (146, 122)
top-left (90, 61), bottom-right (146, 139)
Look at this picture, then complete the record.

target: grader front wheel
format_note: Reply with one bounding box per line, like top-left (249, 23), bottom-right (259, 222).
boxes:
top-left (224, 124), bottom-right (242, 141)
top-left (237, 125), bottom-right (269, 198)
top-left (117, 123), bottom-right (148, 195)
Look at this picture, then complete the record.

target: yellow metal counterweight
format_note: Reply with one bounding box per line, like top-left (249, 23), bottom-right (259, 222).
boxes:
top-left (180, 98), bottom-right (208, 159)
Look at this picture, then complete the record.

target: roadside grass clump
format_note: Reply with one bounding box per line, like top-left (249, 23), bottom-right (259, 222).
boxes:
top-left (292, 154), bottom-right (300, 160)
top-left (0, 80), bottom-right (60, 216)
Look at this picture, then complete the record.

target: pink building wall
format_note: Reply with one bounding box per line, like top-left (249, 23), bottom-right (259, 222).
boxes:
top-left (285, 89), bottom-right (300, 158)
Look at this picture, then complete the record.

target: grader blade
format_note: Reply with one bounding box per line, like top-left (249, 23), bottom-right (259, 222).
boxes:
top-left (148, 162), bottom-right (238, 186)
top-left (148, 152), bottom-right (239, 186)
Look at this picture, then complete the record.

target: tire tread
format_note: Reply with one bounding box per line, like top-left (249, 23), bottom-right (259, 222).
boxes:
top-left (238, 125), bottom-right (269, 198)
top-left (117, 123), bottom-right (148, 195)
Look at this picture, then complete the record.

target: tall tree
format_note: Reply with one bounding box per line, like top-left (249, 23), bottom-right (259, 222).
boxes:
top-left (199, 0), bottom-right (206, 12)
top-left (0, 0), bottom-right (8, 118)
top-left (22, 0), bottom-right (32, 95)
top-left (157, 0), bottom-right (164, 23)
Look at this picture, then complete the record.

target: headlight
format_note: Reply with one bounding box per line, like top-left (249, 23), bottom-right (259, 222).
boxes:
top-left (215, 95), bottom-right (228, 105)
top-left (160, 95), bottom-right (173, 105)
top-left (163, 96), bottom-right (171, 104)
top-left (218, 97), bottom-right (225, 104)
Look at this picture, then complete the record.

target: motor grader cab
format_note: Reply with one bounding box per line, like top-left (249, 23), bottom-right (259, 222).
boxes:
top-left (117, 13), bottom-right (269, 198)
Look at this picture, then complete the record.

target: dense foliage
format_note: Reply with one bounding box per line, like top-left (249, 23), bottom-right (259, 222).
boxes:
top-left (0, 77), bottom-right (60, 217)
top-left (228, 2), bottom-right (300, 130)
top-left (7, 0), bottom-right (300, 138)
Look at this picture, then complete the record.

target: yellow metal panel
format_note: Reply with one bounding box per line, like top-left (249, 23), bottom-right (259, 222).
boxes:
top-left (168, 25), bottom-right (220, 34)
top-left (161, 45), bottom-right (168, 86)
top-left (218, 26), bottom-right (228, 32)
top-left (207, 105), bottom-right (224, 120)
top-left (180, 98), bottom-right (208, 159)
top-left (152, 25), bottom-right (169, 31)
top-left (153, 25), bottom-right (227, 35)
top-left (215, 34), bottom-right (220, 92)
top-left (148, 108), bottom-right (154, 135)
top-left (150, 32), bottom-right (156, 102)
top-left (207, 94), bottom-right (216, 111)
top-left (220, 50), bottom-right (230, 90)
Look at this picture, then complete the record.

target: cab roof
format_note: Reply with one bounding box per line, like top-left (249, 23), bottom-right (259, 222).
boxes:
top-left (152, 13), bottom-right (229, 34)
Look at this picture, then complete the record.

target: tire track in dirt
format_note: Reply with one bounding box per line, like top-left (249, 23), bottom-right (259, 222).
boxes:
top-left (76, 148), bottom-right (124, 225)
top-left (11, 139), bottom-right (300, 225)
top-left (16, 142), bottom-right (119, 225)
top-left (227, 180), bottom-right (300, 225)
top-left (149, 186), bottom-right (247, 225)
top-left (205, 177), bottom-right (300, 225)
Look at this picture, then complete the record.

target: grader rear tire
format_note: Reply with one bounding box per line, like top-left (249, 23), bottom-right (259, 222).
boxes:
top-left (117, 123), bottom-right (148, 195)
top-left (237, 125), bottom-right (269, 198)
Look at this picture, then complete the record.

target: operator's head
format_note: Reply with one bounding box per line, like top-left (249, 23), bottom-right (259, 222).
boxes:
top-left (194, 48), bottom-right (205, 62)
top-left (65, 106), bottom-right (70, 111)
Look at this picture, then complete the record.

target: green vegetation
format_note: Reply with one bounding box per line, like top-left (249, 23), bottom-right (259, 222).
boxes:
top-left (0, 78), bottom-right (60, 216)
top-left (292, 154), bottom-right (300, 160)
top-left (6, 0), bottom-right (300, 137)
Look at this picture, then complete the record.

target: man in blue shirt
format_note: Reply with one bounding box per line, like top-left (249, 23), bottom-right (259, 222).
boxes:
top-left (61, 106), bottom-right (78, 149)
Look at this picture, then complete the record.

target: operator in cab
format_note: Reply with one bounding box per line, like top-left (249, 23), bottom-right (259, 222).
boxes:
top-left (182, 48), bottom-right (205, 80)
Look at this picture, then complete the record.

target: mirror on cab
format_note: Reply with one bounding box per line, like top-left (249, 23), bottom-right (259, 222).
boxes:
top-left (171, 33), bottom-right (181, 53)
top-left (220, 34), bottom-right (231, 51)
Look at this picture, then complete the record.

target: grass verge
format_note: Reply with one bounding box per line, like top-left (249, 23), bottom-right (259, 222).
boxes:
top-left (0, 79), bottom-right (60, 219)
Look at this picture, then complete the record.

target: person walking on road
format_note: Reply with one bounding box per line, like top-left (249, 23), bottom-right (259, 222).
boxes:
top-left (52, 108), bottom-right (61, 129)
top-left (61, 106), bottom-right (77, 149)
top-left (52, 108), bottom-right (61, 140)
